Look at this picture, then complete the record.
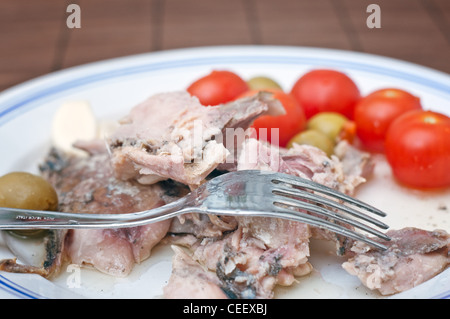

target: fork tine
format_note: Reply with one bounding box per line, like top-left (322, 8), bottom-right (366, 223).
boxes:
top-left (267, 172), bottom-right (391, 247)
top-left (271, 194), bottom-right (390, 241)
top-left (271, 184), bottom-right (389, 230)
top-left (270, 204), bottom-right (388, 250)
top-left (271, 173), bottom-right (387, 217)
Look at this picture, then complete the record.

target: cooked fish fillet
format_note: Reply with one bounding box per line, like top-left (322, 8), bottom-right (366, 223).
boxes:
top-left (108, 91), bottom-right (284, 187)
top-left (39, 148), bottom-right (186, 277)
top-left (342, 227), bottom-right (450, 295)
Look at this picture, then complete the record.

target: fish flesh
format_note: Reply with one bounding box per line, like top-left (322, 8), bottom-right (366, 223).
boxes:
top-left (342, 227), bottom-right (450, 295)
top-left (0, 229), bottom-right (68, 279)
top-left (165, 138), bottom-right (372, 298)
top-left (39, 148), bottom-right (186, 277)
top-left (108, 91), bottom-right (284, 187)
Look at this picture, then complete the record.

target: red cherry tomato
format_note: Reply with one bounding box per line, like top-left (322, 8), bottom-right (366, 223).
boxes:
top-left (238, 89), bottom-right (306, 147)
top-left (187, 70), bottom-right (249, 106)
top-left (385, 110), bottom-right (450, 189)
top-left (290, 69), bottom-right (360, 119)
top-left (354, 88), bottom-right (422, 152)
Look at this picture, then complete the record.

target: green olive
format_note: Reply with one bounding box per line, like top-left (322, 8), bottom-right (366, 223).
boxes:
top-left (287, 129), bottom-right (334, 157)
top-left (247, 76), bottom-right (282, 90)
top-left (0, 172), bottom-right (58, 237)
top-left (307, 112), bottom-right (349, 142)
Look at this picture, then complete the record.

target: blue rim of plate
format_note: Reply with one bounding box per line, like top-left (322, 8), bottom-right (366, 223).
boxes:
top-left (0, 46), bottom-right (449, 299)
top-left (0, 274), bottom-right (45, 299)
top-left (1, 46), bottom-right (449, 125)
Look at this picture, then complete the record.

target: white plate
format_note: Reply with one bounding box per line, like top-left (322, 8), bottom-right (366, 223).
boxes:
top-left (0, 46), bottom-right (449, 299)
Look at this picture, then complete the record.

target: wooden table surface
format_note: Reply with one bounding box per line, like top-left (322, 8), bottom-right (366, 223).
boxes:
top-left (1, 0), bottom-right (449, 92)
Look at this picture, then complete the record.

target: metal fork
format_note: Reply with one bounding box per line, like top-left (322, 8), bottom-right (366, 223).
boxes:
top-left (0, 170), bottom-right (390, 250)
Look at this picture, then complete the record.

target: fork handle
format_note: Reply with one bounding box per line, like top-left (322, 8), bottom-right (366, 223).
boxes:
top-left (0, 199), bottom-right (187, 230)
